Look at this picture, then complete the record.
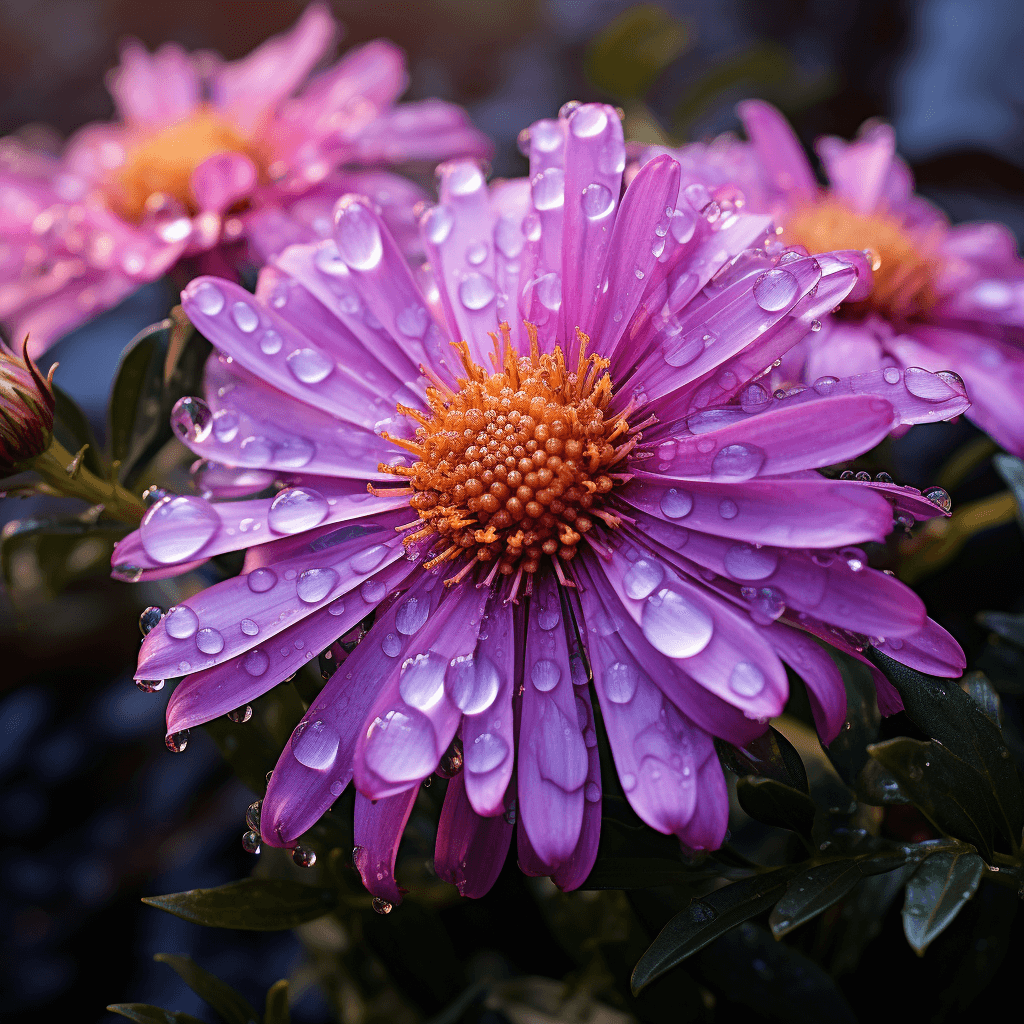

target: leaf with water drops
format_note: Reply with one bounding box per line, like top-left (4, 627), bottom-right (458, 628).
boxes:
top-left (867, 648), bottom-right (1022, 854)
top-left (630, 865), bottom-right (799, 993)
top-left (770, 860), bottom-right (867, 938)
top-left (153, 954), bottom-right (259, 1024)
top-left (736, 776), bottom-right (816, 836)
top-left (902, 849), bottom-right (984, 954)
top-left (142, 878), bottom-right (338, 930)
top-left (107, 1005), bottom-right (206, 1024)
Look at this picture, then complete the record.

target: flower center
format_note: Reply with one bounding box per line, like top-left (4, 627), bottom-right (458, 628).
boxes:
top-left (373, 323), bottom-right (641, 586)
top-left (112, 105), bottom-right (259, 223)
top-left (782, 197), bottom-right (940, 321)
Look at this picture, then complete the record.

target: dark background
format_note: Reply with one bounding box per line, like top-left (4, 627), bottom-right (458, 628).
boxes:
top-left (2, 1), bottom-right (1023, 1021)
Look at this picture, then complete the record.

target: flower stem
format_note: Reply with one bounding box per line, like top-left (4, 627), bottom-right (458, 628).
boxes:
top-left (31, 439), bottom-right (146, 524)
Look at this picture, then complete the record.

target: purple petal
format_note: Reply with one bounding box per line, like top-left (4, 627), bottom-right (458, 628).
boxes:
top-left (353, 788), bottom-right (418, 904)
top-left (676, 747), bottom-right (729, 851)
top-left (106, 41), bottom-right (200, 127)
top-left (816, 121), bottom-right (897, 214)
top-left (191, 154), bottom-right (258, 214)
top-left (873, 618), bottom-right (965, 678)
top-left (803, 320), bottom-right (886, 381)
top-left (736, 100), bottom-right (817, 201)
top-left (434, 771), bottom-right (513, 898)
top-left (350, 99), bottom-right (492, 165)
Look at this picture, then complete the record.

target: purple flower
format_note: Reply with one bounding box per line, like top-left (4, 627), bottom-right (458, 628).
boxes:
top-left (115, 103), bottom-right (967, 903)
top-left (0, 3), bottom-right (490, 358)
top-left (0, 337), bottom-right (55, 474)
top-left (641, 100), bottom-right (1024, 454)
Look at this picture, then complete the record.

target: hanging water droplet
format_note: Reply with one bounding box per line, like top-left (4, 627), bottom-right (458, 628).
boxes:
top-left (135, 678), bottom-right (165, 693)
top-left (139, 606), bottom-right (164, 635)
top-left (291, 845), bottom-right (317, 868)
top-left (241, 830), bottom-right (261, 854)
top-left (228, 704), bottom-right (252, 723)
top-left (245, 799), bottom-right (262, 831)
top-left (923, 485), bottom-right (952, 512)
top-left (165, 730), bottom-right (189, 753)
top-left (171, 396), bottom-right (212, 443)
top-left (372, 897), bottom-right (393, 914)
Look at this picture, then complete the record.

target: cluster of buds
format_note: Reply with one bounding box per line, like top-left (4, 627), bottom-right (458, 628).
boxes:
top-left (0, 338), bottom-right (55, 476)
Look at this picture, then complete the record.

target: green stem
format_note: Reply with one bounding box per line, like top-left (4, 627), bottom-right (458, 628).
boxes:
top-left (32, 439), bottom-right (146, 524)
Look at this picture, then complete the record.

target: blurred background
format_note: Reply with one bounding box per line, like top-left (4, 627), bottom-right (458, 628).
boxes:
top-left (2, 1), bottom-right (1023, 1021)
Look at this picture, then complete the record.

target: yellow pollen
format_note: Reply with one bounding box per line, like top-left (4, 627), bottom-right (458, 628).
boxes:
top-left (371, 322), bottom-right (639, 579)
top-left (111, 105), bottom-right (260, 223)
top-left (782, 197), bottom-right (942, 322)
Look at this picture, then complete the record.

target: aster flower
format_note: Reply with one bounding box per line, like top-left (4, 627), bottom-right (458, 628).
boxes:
top-left (641, 101), bottom-right (1024, 455)
top-left (114, 103), bottom-right (967, 904)
top-left (0, 2), bottom-right (490, 358)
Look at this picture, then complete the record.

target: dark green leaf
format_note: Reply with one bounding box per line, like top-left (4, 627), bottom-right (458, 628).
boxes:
top-left (977, 610), bottom-right (1024, 648)
top-left (580, 856), bottom-right (714, 890)
top-left (51, 383), bottom-right (105, 477)
top-left (769, 861), bottom-right (863, 938)
top-left (962, 671), bottom-right (1003, 728)
top-left (264, 980), bottom-right (290, 1024)
top-left (107, 1005), bottom-right (206, 1024)
top-left (584, 4), bottom-right (689, 99)
top-left (154, 954), bottom-right (259, 1024)
top-left (856, 758), bottom-right (911, 805)
top-left (736, 776), bottom-right (815, 836)
top-left (108, 321), bottom-right (167, 473)
top-left (715, 726), bottom-right (808, 792)
top-left (630, 866), bottom-right (798, 993)
top-left (902, 849), bottom-right (984, 954)
top-left (993, 452), bottom-right (1024, 531)
top-left (825, 652), bottom-right (880, 788)
top-left (868, 738), bottom-right (998, 859)
top-left (142, 878), bottom-right (338, 930)
top-left (866, 648), bottom-right (1022, 854)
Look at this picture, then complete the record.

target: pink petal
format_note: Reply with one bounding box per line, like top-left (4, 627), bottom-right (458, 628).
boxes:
top-left (191, 154), bottom-right (258, 215)
top-left (676, 747), bottom-right (729, 851)
top-left (736, 100), bottom-right (817, 201)
top-left (349, 99), bottom-right (492, 165)
top-left (873, 618), bottom-right (965, 678)
top-left (106, 41), bottom-right (200, 128)
top-left (816, 121), bottom-right (897, 215)
top-left (435, 772), bottom-right (513, 898)
top-left (353, 788), bottom-right (418, 904)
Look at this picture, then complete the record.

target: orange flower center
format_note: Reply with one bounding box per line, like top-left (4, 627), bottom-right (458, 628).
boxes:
top-left (372, 323), bottom-right (641, 585)
top-left (782, 198), bottom-right (941, 321)
top-left (112, 105), bottom-right (259, 222)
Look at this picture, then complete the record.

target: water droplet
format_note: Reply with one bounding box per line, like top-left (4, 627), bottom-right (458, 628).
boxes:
top-left (883, 366), bottom-right (901, 384)
top-left (399, 652), bottom-right (447, 709)
top-left (268, 487), bottom-right (329, 534)
top-left (196, 627), bottom-right (225, 654)
top-left (382, 633), bottom-right (402, 657)
top-left (241, 830), bottom-right (261, 853)
top-left (623, 557), bottom-right (665, 600)
top-left (396, 304), bottom-right (429, 338)
top-left (336, 202), bottom-right (383, 270)
top-left (164, 605), bottom-right (199, 639)
top-left (585, 781), bottom-right (601, 802)
top-left (286, 347), bottom-right (333, 384)
top-left (537, 603), bottom-right (560, 630)
top-left (523, 213), bottom-right (541, 241)
top-left (465, 240), bottom-right (488, 265)
top-left (351, 544), bottom-right (389, 573)
top-left (291, 845), bottom-right (317, 868)
top-left (244, 649), bottom-right (269, 676)
top-left (752, 268), bottom-right (800, 311)
top-left (231, 300), bottom-right (259, 332)
top-left (139, 495), bottom-right (219, 564)
top-left (171, 396), bottom-right (212, 443)
top-left (139, 606), bottom-right (164, 635)
top-left (813, 375), bottom-right (839, 396)
top-left (165, 730), bottom-right (189, 753)
top-left (247, 567), bottom-right (277, 593)
top-left (570, 105), bottom-right (608, 137)
top-left (641, 588), bottom-right (714, 658)
top-left (245, 800), bottom-right (262, 830)
top-left (192, 281), bottom-right (225, 315)
top-left (531, 658), bottom-right (561, 691)
top-left (136, 678), bottom-right (164, 693)
top-left (361, 578), bottom-right (386, 603)
top-left (904, 366), bottom-right (957, 402)
top-left (396, 595), bottom-right (429, 635)
top-left (729, 662), bottom-right (766, 697)
top-left (494, 215), bottom-right (524, 258)
top-left (297, 567), bottom-right (339, 603)
top-left (605, 661), bottom-right (638, 703)
top-left (228, 704), bottom-right (252, 723)
top-left (458, 272), bottom-right (496, 310)
top-left (364, 707), bottom-right (438, 782)
top-left (423, 204), bottom-right (454, 244)
top-left (211, 408), bottom-right (239, 443)
top-left (465, 731), bottom-right (509, 773)
top-left (328, 598), bottom-right (345, 616)
top-left (274, 437), bottom-right (315, 469)
top-left (621, 772), bottom-right (637, 791)
top-left (723, 543), bottom-right (778, 581)
top-left (448, 162), bottom-right (485, 195)
top-left (446, 653), bottom-right (500, 714)
top-left (581, 182), bottom-right (614, 219)
top-left (718, 498), bottom-right (738, 519)
top-left (665, 325), bottom-right (713, 367)
top-left (535, 272), bottom-right (562, 311)
top-left (923, 485), bottom-right (951, 512)
top-left (260, 329), bottom-right (283, 355)
top-left (660, 488), bottom-right (693, 519)
top-left (372, 897), bottom-right (393, 915)
top-left (531, 167), bottom-right (565, 210)
top-left (293, 718), bottom-right (339, 769)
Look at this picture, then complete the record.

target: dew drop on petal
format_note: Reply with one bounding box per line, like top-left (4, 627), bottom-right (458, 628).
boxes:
top-left (530, 658), bottom-right (561, 691)
top-left (605, 661), bottom-right (638, 704)
top-left (292, 719), bottom-right (339, 770)
top-left (244, 649), bottom-right (269, 676)
top-left (212, 408), bottom-right (239, 442)
top-left (382, 632), bottom-right (402, 657)
top-left (240, 618), bottom-right (259, 636)
top-left (165, 730), bottom-right (189, 753)
top-left (813, 375), bottom-right (839, 396)
top-left (641, 587), bottom-right (714, 658)
top-left (192, 281), bottom-right (224, 315)
top-left (753, 268), bottom-right (800, 311)
top-left (351, 544), bottom-right (389, 573)
top-left (140, 495), bottom-right (219, 563)
top-left (260, 329), bottom-right (283, 355)
top-left (296, 567), bottom-right (339, 603)
top-left (903, 366), bottom-right (957, 402)
top-left (395, 595), bottom-right (429, 635)
top-left (446, 653), bottom-right (500, 714)
top-left (361, 578), bottom-right (387, 603)
top-left (570, 105), bottom-right (608, 137)
top-left (458, 272), bottom-right (496, 310)
top-left (495, 216), bottom-right (524, 258)
top-left (531, 167), bottom-right (565, 210)
top-left (268, 487), bottom-right (329, 534)
top-left (723, 543), bottom-right (779, 581)
top-left (729, 661), bottom-right (766, 697)
top-left (581, 182), bottom-right (614, 219)
top-left (659, 488), bottom-right (693, 519)
top-left (535, 272), bottom-right (562, 311)
top-left (585, 781), bottom-right (601, 802)
top-left (164, 605), bottom-right (199, 639)
top-left (423, 203), bottom-right (454, 244)
top-left (537, 603), bottom-right (560, 630)
top-left (396, 304), bottom-right (429, 338)
top-left (171, 396), bottom-right (212, 443)
top-left (247, 567), bottom-right (277, 592)
top-left (286, 347), bottom-right (333, 384)
top-left (923, 485), bottom-right (952, 512)
top-left (196, 627), bottom-right (225, 654)
top-left (336, 202), bottom-right (383, 270)
top-left (623, 557), bottom-right (665, 599)
top-left (230, 300), bottom-right (259, 332)
top-left (465, 731), bottom-right (509, 773)
top-left (711, 444), bottom-right (765, 480)
top-left (364, 708), bottom-right (438, 782)
top-left (718, 499), bottom-right (738, 519)
top-left (883, 366), bottom-right (901, 384)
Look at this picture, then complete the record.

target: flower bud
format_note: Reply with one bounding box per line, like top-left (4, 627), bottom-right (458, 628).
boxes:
top-left (0, 338), bottom-right (56, 475)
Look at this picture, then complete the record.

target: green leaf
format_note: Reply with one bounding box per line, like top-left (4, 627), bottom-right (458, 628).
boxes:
top-left (108, 321), bottom-right (167, 473)
top-left (142, 878), bottom-right (338, 930)
top-left (977, 610), bottom-right (1024, 648)
top-left (264, 980), bottom-right (290, 1024)
top-left (715, 726), bottom-right (809, 792)
top-left (630, 866), bottom-right (798, 993)
top-left (993, 452), bottom-right (1024, 531)
top-left (769, 861), bottom-right (863, 938)
top-left (580, 856), bottom-right (714, 890)
top-left (51, 383), bottom-right (105, 477)
top-left (902, 849), bottom-right (985, 954)
top-left (154, 954), bottom-right (259, 1024)
top-left (962, 671), bottom-right (1003, 728)
top-left (866, 648), bottom-right (1023, 854)
top-left (107, 1005), bottom-right (206, 1024)
top-left (868, 738), bottom-right (999, 859)
top-left (736, 776), bottom-right (815, 836)
top-left (584, 4), bottom-right (689, 100)
top-left (856, 758), bottom-right (911, 805)
top-left (824, 652), bottom-right (879, 789)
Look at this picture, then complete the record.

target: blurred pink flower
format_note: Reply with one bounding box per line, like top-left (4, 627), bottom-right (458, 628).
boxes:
top-left (641, 101), bottom-right (1024, 454)
top-left (0, 2), bottom-right (490, 358)
top-left (115, 103), bottom-right (965, 902)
